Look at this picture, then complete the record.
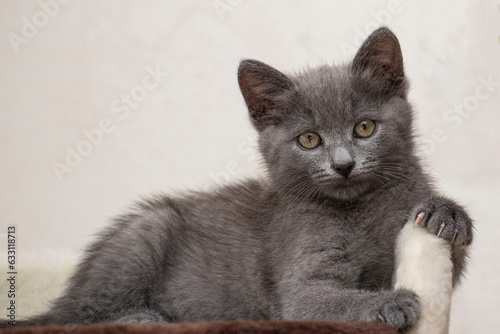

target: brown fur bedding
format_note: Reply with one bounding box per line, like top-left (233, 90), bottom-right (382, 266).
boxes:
top-left (0, 321), bottom-right (397, 334)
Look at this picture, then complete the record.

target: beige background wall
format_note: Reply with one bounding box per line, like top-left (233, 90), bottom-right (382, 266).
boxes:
top-left (0, 0), bottom-right (499, 332)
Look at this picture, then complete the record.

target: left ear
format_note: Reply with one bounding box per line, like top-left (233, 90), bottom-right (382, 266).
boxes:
top-left (352, 27), bottom-right (406, 97)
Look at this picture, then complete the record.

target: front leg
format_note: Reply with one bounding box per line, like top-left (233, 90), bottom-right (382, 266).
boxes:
top-left (279, 282), bottom-right (421, 332)
top-left (412, 196), bottom-right (473, 285)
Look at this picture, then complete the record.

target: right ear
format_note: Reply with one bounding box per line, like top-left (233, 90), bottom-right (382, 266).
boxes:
top-left (238, 59), bottom-right (295, 130)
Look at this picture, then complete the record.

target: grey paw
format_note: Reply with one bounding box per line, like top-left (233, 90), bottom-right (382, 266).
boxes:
top-left (369, 289), bottom-right (421, 331)
top-left (413, 196), bottom-right (473, 247)
top-left (110, 309), bottom-right (167, 324)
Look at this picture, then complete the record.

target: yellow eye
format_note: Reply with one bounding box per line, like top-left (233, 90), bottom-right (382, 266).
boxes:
top-left (354, 120), bottom-right (376, 138)
top-left (297, 131), bottom-right (322, 149)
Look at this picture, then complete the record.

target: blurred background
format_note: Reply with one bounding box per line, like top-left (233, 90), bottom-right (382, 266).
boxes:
top-left (0, 0), bottom-right (499, 332)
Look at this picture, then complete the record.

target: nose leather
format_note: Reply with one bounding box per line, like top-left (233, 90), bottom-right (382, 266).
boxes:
top-left (332, 147), bottom-right (354, 177)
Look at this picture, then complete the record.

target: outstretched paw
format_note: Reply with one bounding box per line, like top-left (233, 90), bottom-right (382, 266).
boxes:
top-left (413, 196), bottom-right (473, 248)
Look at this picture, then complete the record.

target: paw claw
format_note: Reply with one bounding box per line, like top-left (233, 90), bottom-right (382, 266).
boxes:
top-left (451, 229), bottom-right (458, 244)
top-left (437, 222), bottom-right (446, 238)
top-left (414, 212), bottom-right (426, 227)
top-left (377, 313), bottom-right (385, 322)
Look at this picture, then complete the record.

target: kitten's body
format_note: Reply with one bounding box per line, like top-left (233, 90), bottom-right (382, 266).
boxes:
top-left (2, 28), bottom-right (472, 331)
top-left (25, 177), bottom-right (430, 325)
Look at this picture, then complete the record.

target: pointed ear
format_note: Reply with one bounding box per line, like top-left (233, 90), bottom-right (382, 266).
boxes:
top-left (352, 27), bottom-right (406, 97)
top-left (238, 59), bottom-right (295, 130)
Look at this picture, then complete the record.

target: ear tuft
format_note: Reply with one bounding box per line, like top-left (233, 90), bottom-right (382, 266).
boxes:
top-left (352, 27), bottom-right (405, 97)
top-left (238, 59), bottom-right (294, 130)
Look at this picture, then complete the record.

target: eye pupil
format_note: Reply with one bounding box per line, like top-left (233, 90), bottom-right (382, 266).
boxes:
top-left (362, 123), bottom-right (367, 130)
top-left (307, 135), bottom-right (313, 141)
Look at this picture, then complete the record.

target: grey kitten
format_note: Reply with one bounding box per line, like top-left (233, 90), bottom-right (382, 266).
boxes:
top-left (2, 27), bottom-right (473, 331)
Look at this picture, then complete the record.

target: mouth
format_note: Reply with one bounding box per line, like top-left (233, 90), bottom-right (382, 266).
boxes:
top-left (315, 173), bottom-right (352, 187)
top-left (315, 174), bottom-right (371, 200)
top-left (332, 177), bottom-right (356, 187)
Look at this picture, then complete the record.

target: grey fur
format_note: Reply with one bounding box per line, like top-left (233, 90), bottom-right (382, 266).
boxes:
top-left (1, 27), bottom-right (473, 331)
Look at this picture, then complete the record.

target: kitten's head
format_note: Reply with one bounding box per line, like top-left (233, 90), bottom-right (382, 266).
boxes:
top-left (238, 27), bottom-right (415, 200)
